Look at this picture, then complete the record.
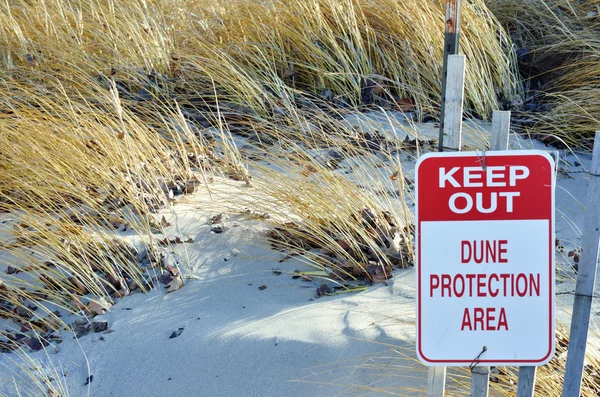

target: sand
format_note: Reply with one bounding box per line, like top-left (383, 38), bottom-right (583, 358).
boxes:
top-left (1, 113), bottom-right (598, 396)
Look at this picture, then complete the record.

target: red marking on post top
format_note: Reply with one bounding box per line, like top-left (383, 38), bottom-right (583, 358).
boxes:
top-left (445, 0), bottom-right (460, 33)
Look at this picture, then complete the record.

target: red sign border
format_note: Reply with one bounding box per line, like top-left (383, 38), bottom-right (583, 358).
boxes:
top-left (415, 150), bottom-right (556, 366)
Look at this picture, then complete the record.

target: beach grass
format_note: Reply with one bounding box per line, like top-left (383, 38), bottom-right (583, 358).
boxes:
top-left (0, 0), bottom-right (519, 333)
top-left (487, 0), bottom-right (600, 148)
top-left (0, 0), bottom-right (598, 395)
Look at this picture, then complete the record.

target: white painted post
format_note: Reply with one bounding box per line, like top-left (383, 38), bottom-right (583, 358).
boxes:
top-left (442, 55), bottom-right (466, 151)
top-left (489, 111), bottom-right (541, 397)
top-left (470, 367), bottom-right (490, 397)
top-left (562, 131), bottom-right (600, 396)
top-left (490, 110), bottom-right (540, 397)
top-left (516, 366), bottom-right (537, 397)
top-left (490, 111), bottom-right (510, 151)
top-left (438, 0), bottom-right (462, 152)
top-left (427, 53), bottom-right (466, 397)
top-left (467, 110), bottom-right (511, 397)
top-left (431, 4), bottom-right (463, 391)
top-left (428, 368), bottom-right (447, 397)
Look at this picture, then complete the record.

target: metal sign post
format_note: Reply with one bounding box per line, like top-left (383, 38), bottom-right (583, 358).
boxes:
top-left (438, 0), bottom-right (462, 152)
top-left (430, 1), bottom-right (463, 390)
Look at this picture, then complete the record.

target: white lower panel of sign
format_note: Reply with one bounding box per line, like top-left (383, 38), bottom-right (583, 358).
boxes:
top-left (417, 219), bottom-right (554, 366)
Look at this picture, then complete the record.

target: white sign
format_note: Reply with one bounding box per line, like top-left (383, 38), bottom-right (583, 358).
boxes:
top-left (415, 151), bottom-right (555, 366)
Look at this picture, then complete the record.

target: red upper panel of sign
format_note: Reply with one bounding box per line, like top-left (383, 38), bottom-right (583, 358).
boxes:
top-left (416, 152), bottom-right (554, 222)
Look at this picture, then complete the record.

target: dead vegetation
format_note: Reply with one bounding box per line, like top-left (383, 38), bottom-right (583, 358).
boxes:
top-left (0, 0), bottom-right (599, 395)
top-left (488, 0), bottom-right (600, 148)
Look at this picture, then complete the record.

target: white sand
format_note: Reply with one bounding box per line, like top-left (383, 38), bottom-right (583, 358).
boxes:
top-left (1, 115), bottom-right (599, 396)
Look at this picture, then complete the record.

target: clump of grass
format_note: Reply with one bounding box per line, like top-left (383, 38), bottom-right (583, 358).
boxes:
top-left (0, 0), bottom-right (522, 321)
top-left (488, 0), bottom-right (600, 147)
top-left (0, 0), bottom-right (521, 125)
top-left (218, 106), bottom-right (420, 290)
top-left (0, 62), bottom-right (216, 346)
top-left (0, 330), bottom-right (89, 397)
top-left (530, 60), bottom-right (600, 149)
top-left (175, 0), bottom-right (520, 120)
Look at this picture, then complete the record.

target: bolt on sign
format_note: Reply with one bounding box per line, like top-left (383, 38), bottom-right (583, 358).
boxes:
top-left (415, 151), bottom-right (555, 366)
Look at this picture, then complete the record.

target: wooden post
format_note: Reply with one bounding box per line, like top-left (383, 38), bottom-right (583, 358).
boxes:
top-left (438, 0), bottom-right (462, 152)
top-left (443, 55), bottom-right (465, 150)
top-left (427, 53), bottom-right (466, 397)
top-left (467, 110), bottom-right (511, 397)
top-left (488, 110), bottom-right (539, 397)
top-left (516, 367), bottom-right (537, 397)
top-left (428, 368), bottom-right (446, 397)
top-left (490, 111), bottom-right (510, 151)
top-left (562, 131), bottom-right (600, 396)
top-left (470, 367), bottom-right (490, 397)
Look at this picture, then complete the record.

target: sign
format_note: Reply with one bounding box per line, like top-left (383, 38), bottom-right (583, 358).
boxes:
top-left (415, 151), bottom-right (555, 366)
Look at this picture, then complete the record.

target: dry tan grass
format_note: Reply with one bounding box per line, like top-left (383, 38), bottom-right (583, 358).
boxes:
top-left (488, 0), bottom-right (600, 147)
top-left (0, 0), bottom-right (520, 117)
top-left (242, 111), bottom-right (417, 285)
top-left (0, 0), bottom-right (520, 329)
top-left (171, 0), bottom-right (520, 119)
top-left (0, 0), bottom-right (597, 395)
top-left (0, 61), bottom-right (215, 351)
